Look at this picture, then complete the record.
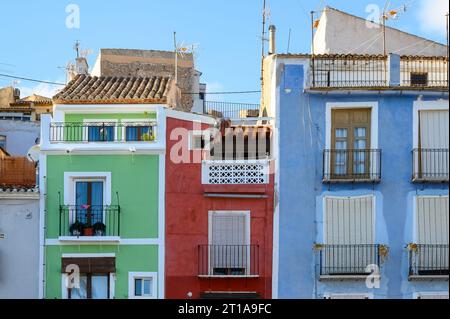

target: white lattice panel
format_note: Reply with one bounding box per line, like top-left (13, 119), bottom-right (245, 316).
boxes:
top-left (202, 160), bottom-right (269, 185)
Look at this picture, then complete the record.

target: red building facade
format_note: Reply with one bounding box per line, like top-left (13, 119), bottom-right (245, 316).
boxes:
top-left (165, 111), bottom-right (274, 299)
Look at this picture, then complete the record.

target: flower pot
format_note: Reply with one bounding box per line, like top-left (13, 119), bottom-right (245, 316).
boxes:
top-left (83, 227), bottom-right (94, 236)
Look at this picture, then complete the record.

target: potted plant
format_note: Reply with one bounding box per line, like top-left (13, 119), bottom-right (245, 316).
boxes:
top-left (142, 132), bottom-right (155, 141)
top-left (83, 223), bottom-right (94, 236)
top-left (69, 221), bottom-right (84, 237)
top-left (93, 222), bottom-right (106, 237)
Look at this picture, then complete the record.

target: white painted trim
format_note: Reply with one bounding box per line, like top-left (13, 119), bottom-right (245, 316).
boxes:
top-left (412, 99), bottom-right (449, 149)
top-left (158, 153), bottom-right (165, 299)
top-left (413, 291), bottom-right (449, 299)
top-left (63, 172), bottom-right (112, 206)
top-left (58, 236), bottom-right (121, 243)
top-left (325, 102), bottom-right (379, 150)
top-left (165, 108), bottom-right (216, 125)
top-left (38, 154), bottom-right (47, 299)
top-left (128, 272), bottom-right (158, 299)
top-left (61, 274), bottom-right (68, 299)
top-left (0, 192), bottom-right (39, 200)
top-left (62, 253), bottom-right (116, 258)
top-left (46, 238), bottom-right (162, 246)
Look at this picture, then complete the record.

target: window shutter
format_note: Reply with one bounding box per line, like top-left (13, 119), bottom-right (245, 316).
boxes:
top-left (419, 110), bottom-right (449, 149)
top-left (416, 196), bottom-right (449, 245)
top-left (325, 196), bottom-right (374, 245)
top-left (211, 213), bottom-right (246, 246)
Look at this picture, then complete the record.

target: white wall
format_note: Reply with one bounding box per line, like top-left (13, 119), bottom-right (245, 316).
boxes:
top-left (0, 120), bottom-right (40, 156)
top-left (0, 194), bottom-right (40, 299)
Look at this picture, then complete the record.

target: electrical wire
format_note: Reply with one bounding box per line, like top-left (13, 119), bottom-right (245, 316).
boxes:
top-left (0, 73), bottom-right (65, 86)
top-left (182, 90), bottom-right (261, 95)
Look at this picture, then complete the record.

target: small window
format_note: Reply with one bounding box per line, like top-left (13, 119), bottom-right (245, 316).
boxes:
top-left (129, 272), bottom-right (157, 299)
top-left (410, 72), bottom-right (428, 86)
top-left (134, 278), bottom-right (153, 297)
top-left (0, 135), bottom-right (6, 149)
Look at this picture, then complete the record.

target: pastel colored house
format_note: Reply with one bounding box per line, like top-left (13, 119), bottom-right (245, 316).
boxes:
top-left (39, 74), bottom-right (171, 299)
top-left (164, 105), bottom-right (275, 299)
top-left (263, 26), bottom-right (449, 298)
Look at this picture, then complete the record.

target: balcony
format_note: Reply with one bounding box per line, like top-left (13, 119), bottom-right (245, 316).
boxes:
top-left (408, 244), bottom-right (449, 280)
top-left (204, 101), bottom-right (261, 120)
top-left (59, 205), bottom-right (121, 241)
top-left (318, 244), bottom-right (383, 279)
top-left (323, 149), bottom-right (382, 183)
top-left (310, 54), bottom-right (448, 89)
top-left (202, 159), bottom-right (270, 185)
top-left (50, 121), bottom-right (157, 143)
top-left (412, 149), bottom-right (449, 182)
top-left (198, 245), bottom-right (260, 278)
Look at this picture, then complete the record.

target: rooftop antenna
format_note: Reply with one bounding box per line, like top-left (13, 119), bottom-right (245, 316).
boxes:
top-left (173, 32), bottom-right (197, 87)
top-left (287, 28), bottom-right (292, 53)
top-left (73, 40), bottom-right (81, 58)
top-left (380, 0), bottom-right (412, 55)
top-left (260, 0), bottom-right (269, 109)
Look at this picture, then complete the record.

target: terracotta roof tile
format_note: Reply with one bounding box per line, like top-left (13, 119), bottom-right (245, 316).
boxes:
top-left (53, 74), bottom-right (172, 104)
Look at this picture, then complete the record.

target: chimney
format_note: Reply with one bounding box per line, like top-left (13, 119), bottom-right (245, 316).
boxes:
top-left (269, 25), bottom-right (276, 55)
top-left (75, 57), bottom-right (89, 75)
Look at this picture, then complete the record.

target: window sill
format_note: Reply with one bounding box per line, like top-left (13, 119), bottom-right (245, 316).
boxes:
top-left (58, 236), bottom-right (121, 243)
top-left (319, 275), bottom-right (377, 281)
top-left (408, 275), bottom-right (449, 281)
top-left (323, 178), bottom-right (381, 184)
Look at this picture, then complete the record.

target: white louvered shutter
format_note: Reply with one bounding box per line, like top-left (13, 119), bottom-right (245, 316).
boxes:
top-left (324, 196), bottom-right (375, 274)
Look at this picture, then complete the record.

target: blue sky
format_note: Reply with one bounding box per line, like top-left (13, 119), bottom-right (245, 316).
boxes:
top-left (0, 0), bottom-right (448, 103)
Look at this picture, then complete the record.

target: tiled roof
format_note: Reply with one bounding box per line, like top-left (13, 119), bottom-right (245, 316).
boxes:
top-left (53, 74), bottom-right (172, 104)
top-left (10, 94), bottom-right (53, 106)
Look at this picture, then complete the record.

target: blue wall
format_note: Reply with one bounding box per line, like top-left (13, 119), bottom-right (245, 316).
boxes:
top-left (277, 63), bottom-right (449, 299)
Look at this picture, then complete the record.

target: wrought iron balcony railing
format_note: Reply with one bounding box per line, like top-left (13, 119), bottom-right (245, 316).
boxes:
top-left (204, 101), bottom-right (260, 120)
top-left (323, 149), bottom-right (382, 182)
top-left (412, 149), bottom-right (449, 182)
top-left (408, 244), bottom-right (449, 277)
top-left (318, 244), bottom-right (382, 277)
top-left (198, 245), bottom-right (260, 277)
top-left (50, 121), bottom-right (157, 143)
top-left (59, 205), bottom-right (121, 237)
top-left (310, 55), bottom-right (448, 89)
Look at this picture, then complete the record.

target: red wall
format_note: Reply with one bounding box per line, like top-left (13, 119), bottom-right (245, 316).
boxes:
top-left (165, 117), bottom-right (274, 299)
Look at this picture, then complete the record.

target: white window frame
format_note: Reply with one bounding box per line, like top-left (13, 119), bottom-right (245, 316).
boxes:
top-left (128, 272), bottom-right (158, 299)
top-left (82, 119), bottom-right (119, 142)
top-left (208, 211), bottom-right (251, 276)
top-left (120, 118), bottom-right (157, 142)
top-left (412, 100), bottom-right (449, 150)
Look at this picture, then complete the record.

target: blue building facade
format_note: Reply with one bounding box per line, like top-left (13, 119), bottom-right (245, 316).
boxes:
top-left (264, 54), bottom-right (449, 299)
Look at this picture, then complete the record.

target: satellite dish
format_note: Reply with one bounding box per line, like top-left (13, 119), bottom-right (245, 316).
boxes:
top-left (27, 145), bottom-right (40, 163)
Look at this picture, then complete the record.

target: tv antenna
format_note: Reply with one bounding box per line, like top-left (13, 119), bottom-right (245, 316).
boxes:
top-left (380, 0), bottom-right (413, 55)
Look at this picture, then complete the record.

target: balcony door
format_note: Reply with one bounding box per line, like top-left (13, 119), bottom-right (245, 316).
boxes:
top-left (418, 110), bottom-right (449, 179)
top-left (324, 196), bottom-right (375, 275)
top-left (69, 274), bottom-right (109, 299)
top-left (75, 181), bottom-right (104, 227)
top-left (331, 109), bottom-right (371, 179)
top-left (208, 211), bottom-right (250, 276)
